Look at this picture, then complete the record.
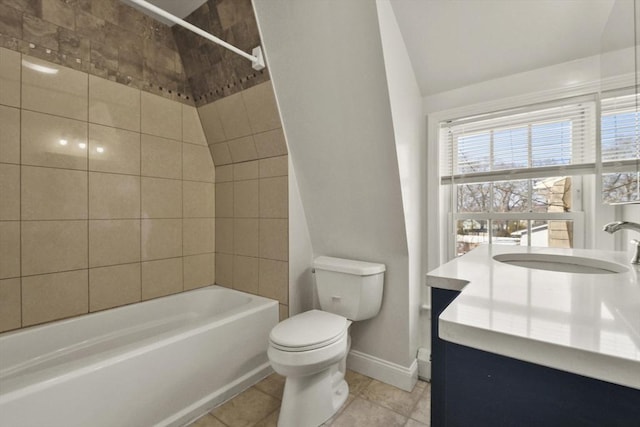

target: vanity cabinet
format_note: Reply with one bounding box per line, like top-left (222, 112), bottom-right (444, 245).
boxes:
top-left (431, 287), bottom-right (640, 427)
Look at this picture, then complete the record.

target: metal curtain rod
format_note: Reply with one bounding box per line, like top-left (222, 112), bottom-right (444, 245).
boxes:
top-left (125, 0), bottom-right (265, 70)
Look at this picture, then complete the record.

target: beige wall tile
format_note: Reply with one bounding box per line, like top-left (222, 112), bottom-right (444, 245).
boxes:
top-left (22, 110), bottom-right (88, 170)
top-left (0, 278), bottom-right (21, 332)
top-left (216, 182), bottom-right (234, 217)
top-left (216, 165), bottom-right (233, 182)
top-left (89, 220), bottom-right (140, 267)
top-left (141, 91), bottom-right (181, 140)
top-left (89, 172), bottom-right (140, 219)
top-left (182, 105), bottom-right (207, 145)
top-left (184, 253), bottom-right (214, 291)
top-left (22, 166), bottom-right (88, 220)
top-left (253, 128), bottom-right (288, 159)
top-left (89, 124), bottom-right (140, 174)
top-left (259, 259), bottom-right (288, 304)
top-left (234, 218), bottom-right (259, 257)
top-left (22, 56), bottom-right (88, 121)
top-left (215, 252), bottom-right (233, 287)
top-left (183, 143), bottom-right (214, 182)
top-left (184, 218), bottom-right (214, 256)
top-left (234, 180), bottom-right (259, 218)
top-left (228, 135), bottom-right (258, 163)
top-left (242, 81), bottom-right (281, 134)
top-left (260, 177), bottom-right (288, 218)
top-left (259, 219), bottom-right (288, 261)
top-left (215, 92), bottom-right (252, 140)
top-left (233, 160), bottom-right (259, 181)
top-left (183, 181), bottom-right (215, 218)
top-left (141, 177), bottom-right (182, 219)
top-left (0, 105), bottom-right (20, 163)
top-left (141, 134), bottom-right (182, 179)
top-left (89, 263), bottom-right (141, 311)
top-left (89, 75), bottom-right (141, 132)
top-left (0, 221), bottom-right (20, 279)
top-left (0, 164), bottom-right (19, 220)
top-left (0, 48), bottom-right (21, 108)
top-left (279, 304), bottom-right (289, 321)
top-left (210, 253), bottom-right (216, 286)
top-left (233, 255), bottom-right (259, 294)
top-left (22, 269), bottom-right (88, 326)
top-left (141, 219), bottom-right (182, 261)
top-left (215, 218), bottom-right (233, 254)
top-left (259, 155), bottom-right (288, 178)
top-left (141, 257), bottom-right (183, 300)
top-left (209, 142), bottom-right (232, 166)
top-left (21, 220), bottom-right (88, 276)
top-left (197, 102), bottom-right (226, 144)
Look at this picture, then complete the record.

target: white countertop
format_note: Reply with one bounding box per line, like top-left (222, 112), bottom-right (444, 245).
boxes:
top-left (427, 245), bottom-right (640, 390)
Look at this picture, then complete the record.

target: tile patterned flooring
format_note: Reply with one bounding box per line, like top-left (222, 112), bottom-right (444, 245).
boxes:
top-left (187, 370), bottom-right (430, 427)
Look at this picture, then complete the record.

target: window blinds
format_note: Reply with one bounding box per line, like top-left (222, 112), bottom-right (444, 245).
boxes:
top-left (440, 97), bottom-right (596, 184)
top-left (601, 92), bottom-right (640, 172)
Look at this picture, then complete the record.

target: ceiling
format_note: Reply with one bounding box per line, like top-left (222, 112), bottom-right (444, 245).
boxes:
top-left (390, 0), bottom-right (620, 96)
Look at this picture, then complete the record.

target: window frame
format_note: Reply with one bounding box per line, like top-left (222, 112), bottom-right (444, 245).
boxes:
top-left (426, 83), bottom-right (631, 267)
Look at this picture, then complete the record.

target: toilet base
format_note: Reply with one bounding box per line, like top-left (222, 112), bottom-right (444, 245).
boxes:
top-left (277, 364), bottom-right (349, 427)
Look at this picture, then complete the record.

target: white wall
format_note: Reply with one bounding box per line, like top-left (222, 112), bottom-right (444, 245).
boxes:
top-left (288, 157), bottom-right (315, 316)
top-left (423, 54), bottom-right (602, 114)
top-left (253, 0), bottom-right (416, 389)
top-left (375, 0), bottom-right (427, 366)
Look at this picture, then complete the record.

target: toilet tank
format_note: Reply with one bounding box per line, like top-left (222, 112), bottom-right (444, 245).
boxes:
top-left (313, 256), bottom-right (385, 321)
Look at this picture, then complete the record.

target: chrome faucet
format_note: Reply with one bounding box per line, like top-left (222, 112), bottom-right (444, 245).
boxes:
top-left (603, 221), bottom-right (640, 264)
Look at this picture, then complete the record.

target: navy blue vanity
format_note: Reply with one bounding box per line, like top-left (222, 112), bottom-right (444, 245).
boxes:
top-left (431, 287), bottom-right (640, 427)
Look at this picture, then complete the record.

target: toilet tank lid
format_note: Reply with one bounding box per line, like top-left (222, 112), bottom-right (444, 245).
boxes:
top-left (313, 256), bottom-right (386, 276)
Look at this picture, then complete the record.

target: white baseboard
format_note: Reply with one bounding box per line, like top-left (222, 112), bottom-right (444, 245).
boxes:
top-left (417, 347), bottom-right (431, 381)
top-left (347, 350), bottom-right (418, 392)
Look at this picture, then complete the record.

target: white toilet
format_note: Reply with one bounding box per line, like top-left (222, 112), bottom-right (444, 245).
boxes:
top-left (267, 256), bottom-right (385, 427)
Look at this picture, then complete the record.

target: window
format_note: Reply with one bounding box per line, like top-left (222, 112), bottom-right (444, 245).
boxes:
top-left (438, 91), bottom-right (640, 259)
top-left (601, 91), bottom-right (640, 203)
top-left (440, 98), bottom-right (594, 257)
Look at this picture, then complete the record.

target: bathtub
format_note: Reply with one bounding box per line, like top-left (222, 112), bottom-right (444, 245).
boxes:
top-left (0, 285), bottom-right (279, 427)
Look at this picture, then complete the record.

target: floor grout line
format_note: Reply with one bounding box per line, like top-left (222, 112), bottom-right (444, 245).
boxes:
top-left (187, 371), bottom-right (431, 427)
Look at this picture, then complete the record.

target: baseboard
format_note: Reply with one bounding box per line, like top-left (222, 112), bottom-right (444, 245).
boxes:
top-left (347, 350), bottom-right (418, 392)
top-left (417, 347), bottom-right (431, 381)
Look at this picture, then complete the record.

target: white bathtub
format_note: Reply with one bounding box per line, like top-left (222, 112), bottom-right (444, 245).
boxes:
top-left (0, 285), bottom-right (279, 427)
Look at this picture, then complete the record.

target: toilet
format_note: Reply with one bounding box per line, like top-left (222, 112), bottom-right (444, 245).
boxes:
top-left (267, 256), bottom-right (385, 427)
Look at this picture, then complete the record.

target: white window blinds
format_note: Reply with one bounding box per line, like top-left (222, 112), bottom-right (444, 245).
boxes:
top-left (600, 91), bottom-right (640, 203)
top-left (440, 97), bottom-right (596, 184)
top-left (601, 92), bottom-right (640, 170)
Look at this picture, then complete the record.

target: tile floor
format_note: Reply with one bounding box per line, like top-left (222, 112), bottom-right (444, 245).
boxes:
top-left (187, 370), bottom-right (430, 427)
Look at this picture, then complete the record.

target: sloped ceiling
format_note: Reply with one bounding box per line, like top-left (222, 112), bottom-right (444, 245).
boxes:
top-left (390, 0), bottom-right (618, 96)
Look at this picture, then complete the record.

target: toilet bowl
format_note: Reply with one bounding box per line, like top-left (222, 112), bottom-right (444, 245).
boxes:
top-left (268, 310), bottom-right (351, 427)
top-left (267, 256), bottom-right (386, 427)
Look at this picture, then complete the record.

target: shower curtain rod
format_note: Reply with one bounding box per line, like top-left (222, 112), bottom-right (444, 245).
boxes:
top-left (124, 0), bottom-right (265, 70)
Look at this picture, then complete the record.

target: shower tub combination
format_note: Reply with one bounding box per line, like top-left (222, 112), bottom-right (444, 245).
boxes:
top-left (0, 285), bottom-right (279, 427)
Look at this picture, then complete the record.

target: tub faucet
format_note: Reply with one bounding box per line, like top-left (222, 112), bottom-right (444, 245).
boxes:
top-left (603, 221), bottom-right (640, 264)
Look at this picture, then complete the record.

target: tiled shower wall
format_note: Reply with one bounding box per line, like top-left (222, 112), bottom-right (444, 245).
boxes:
top-left (199, 82), bottom-right (289, 321)
top-left (0, 0), bottom-right (291, 331)
top-left (0, 48), bottom-right (215, 332)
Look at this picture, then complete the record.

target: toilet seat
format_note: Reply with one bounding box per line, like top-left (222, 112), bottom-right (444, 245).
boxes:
top-left (269, 310), bottom-right (348, 352)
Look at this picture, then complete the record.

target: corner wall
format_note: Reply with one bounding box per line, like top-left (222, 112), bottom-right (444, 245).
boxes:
top-left (253, 0), bottom-right (415, 389)
top-left (376, 0), bottom-right (428, 374)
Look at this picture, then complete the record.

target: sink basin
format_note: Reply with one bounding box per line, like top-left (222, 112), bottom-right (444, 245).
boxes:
top-left (493, 253), bottom-right (628, 274)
